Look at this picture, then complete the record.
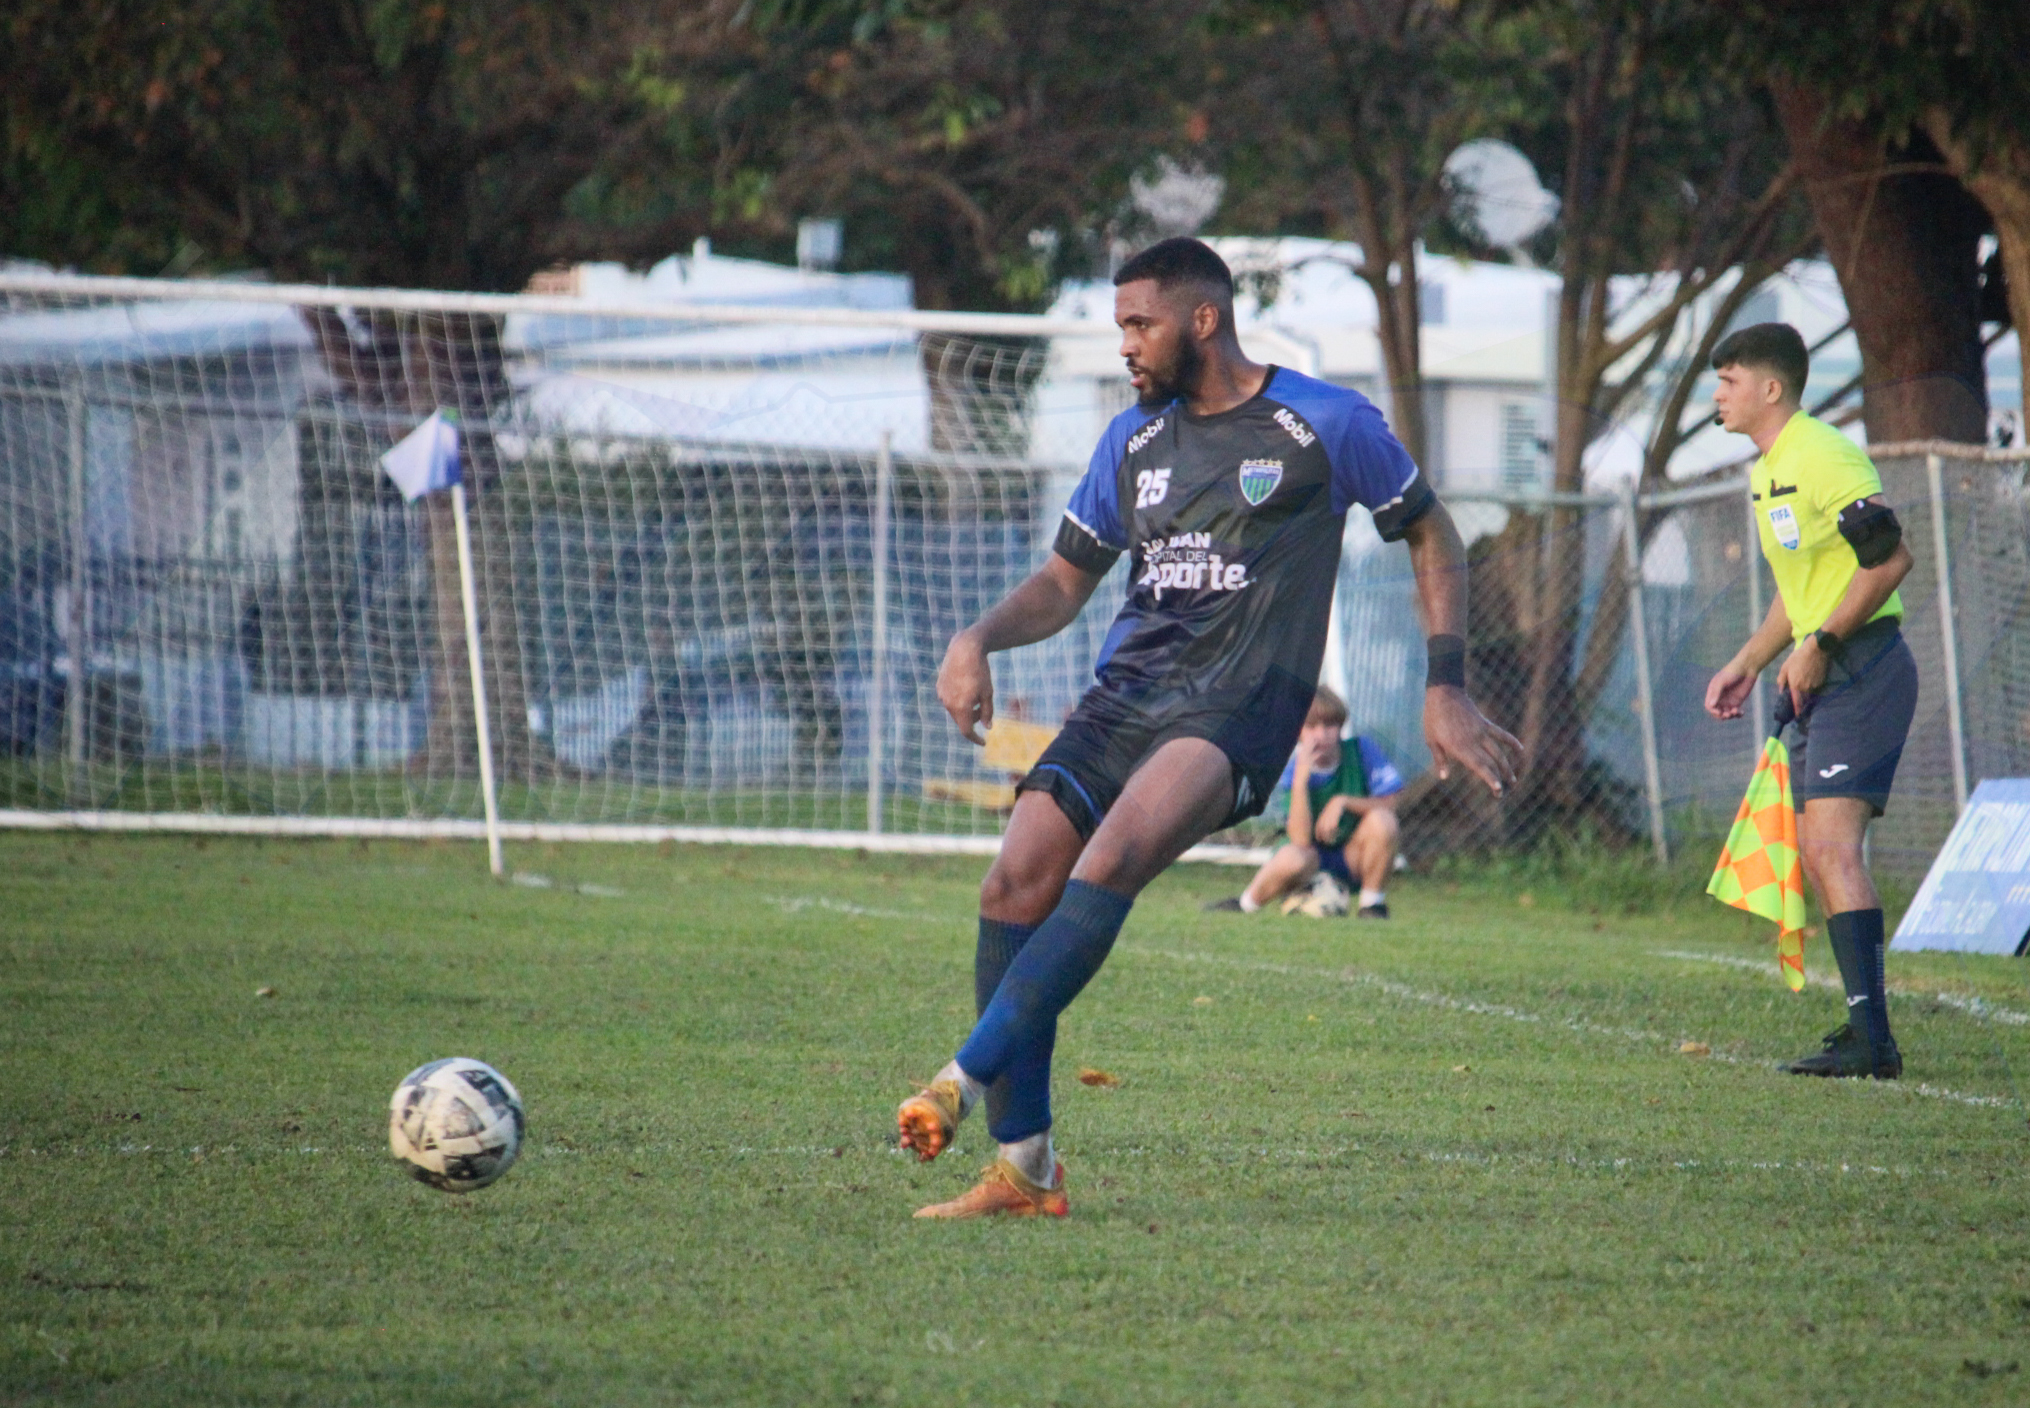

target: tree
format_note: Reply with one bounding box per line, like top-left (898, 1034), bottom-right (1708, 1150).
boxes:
top-left (740, 1), bottom-right (1206, 452)
top-left (1742, 0), bottom-right (2009, 445)
top-left (1434, 0), bottom-right (1809, 844)
top-left (1210, 1), bottom-right (1526, 469)
top-left (757, 2), bottom-right (1198, 315)
top-left (6, 0), bottom-right (718, 780)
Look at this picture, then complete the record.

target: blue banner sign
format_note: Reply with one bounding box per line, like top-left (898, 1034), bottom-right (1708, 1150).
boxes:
top-left (1891, 779), bottom-right (2030, 955)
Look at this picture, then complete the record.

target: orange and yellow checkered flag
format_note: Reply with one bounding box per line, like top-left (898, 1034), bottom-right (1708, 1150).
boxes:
top-left (1706, 736), bottom-right (1808, 991)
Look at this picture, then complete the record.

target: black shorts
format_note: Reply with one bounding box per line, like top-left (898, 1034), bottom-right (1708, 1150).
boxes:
top-left (1015, 676), bottom-right (1311, 841)
top-left (1787, 618), bottom-right (1918, 815)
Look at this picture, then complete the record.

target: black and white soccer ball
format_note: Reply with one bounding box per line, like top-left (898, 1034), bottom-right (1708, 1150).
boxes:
top-left (388, 1057), bottom-right (525, 1193)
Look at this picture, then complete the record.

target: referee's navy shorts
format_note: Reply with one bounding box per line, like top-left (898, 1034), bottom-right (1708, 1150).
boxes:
top-left (1015, 672), bottom-right (1313, 841)
top-left (1787, 616), bottom-right (1918, 815)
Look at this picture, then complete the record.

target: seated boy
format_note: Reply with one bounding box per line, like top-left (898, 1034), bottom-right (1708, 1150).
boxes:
top-left (1205, 685), bottom-right (1404, 918)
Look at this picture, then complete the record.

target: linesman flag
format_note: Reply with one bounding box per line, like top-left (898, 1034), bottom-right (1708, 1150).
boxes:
top-left (1707, 734), bottom-right (1808, 991)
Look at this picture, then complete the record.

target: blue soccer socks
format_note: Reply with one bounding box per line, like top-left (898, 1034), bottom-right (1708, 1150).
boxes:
top-left (1827, 908), bottom-right (1892, 1050)
top-left (975, 917), bottom-right (1040, 1135)
top-left (957, 880), bottom-right (1134, 1142)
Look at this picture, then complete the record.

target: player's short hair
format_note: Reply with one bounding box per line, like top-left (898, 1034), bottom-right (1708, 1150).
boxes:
top-left (1307, 684), bottom-right (1349, 729)
top-left (1711, 322), bottom-right (1808, 404)
top-left (1114, 238), bottom-right (1235, 322)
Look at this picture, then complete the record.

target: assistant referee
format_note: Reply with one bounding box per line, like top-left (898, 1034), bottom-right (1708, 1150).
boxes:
top-left (1704, 323), bottom-right (1916, 1079)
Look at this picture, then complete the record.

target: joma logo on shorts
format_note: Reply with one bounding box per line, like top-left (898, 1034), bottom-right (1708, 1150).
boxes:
top-left (1273, 408), bottom-right (1316, 447)
top-left (1127, 417), bottom-right (1166, 454)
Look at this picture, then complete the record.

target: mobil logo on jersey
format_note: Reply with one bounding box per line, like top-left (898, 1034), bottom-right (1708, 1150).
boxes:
top-left (1126, 416), bottom-right (1166, 455)
top-left (1237, 458), bottom-right (1283, 507)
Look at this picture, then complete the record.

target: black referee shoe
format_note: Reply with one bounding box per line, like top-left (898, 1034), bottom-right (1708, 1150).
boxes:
top-left (1356, 902), bottom-right (1389, 920)
top-left (1783, 1023), bottom-right (1902, 1079)
top-left (1202, 896), bottom-right (1246, 913)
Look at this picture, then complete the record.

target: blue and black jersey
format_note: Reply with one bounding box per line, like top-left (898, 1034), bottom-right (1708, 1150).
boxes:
top-left (1054, 366), bottom-right (1431, 714)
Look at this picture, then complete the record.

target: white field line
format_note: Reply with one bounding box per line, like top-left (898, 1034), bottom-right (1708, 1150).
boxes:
top-left (1126, 946), bottom-right (2017, 1110)
top-left (764, 894), bottom-right (924, 921)
top-left (8, 1142), bottom-right (1987, 1182)
top-left (510, 872), bottom-right (626, 897)
top-left (1660, 948), bottom-right (2030, 1027)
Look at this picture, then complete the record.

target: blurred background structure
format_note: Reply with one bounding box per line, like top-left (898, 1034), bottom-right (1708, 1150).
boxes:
top-left (1, 0), bottom-right (2025, 876)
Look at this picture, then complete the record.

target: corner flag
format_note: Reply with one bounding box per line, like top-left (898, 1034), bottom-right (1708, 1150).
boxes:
top-left (1707, 734), bottom-right (1808, 991)
top-left (378, 409), bottom-right (501, 878)
top-left (379, 410), bottom-right (462, 501)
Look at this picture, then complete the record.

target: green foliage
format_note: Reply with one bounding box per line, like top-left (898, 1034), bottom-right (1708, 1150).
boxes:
top-left (5, 834), bottom-right (2030, 1404)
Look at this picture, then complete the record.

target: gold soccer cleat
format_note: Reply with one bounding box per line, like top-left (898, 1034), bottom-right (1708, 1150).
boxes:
top-left (913, 1159), bottom-right (1069, 1219)
top-left (896, 1079), bottom-right (965, 1163)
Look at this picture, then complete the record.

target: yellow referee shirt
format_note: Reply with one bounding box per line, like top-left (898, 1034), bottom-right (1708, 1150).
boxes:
top-left (1752, 412), bottom-right (1903, 640)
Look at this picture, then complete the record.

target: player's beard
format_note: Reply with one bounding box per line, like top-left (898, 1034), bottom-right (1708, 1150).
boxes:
top-left (1136, 334), bottom-right (1204, 410)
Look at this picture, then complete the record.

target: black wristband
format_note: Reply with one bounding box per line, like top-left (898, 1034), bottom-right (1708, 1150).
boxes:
top-left (1426, 634), bottom-right (1466, 689)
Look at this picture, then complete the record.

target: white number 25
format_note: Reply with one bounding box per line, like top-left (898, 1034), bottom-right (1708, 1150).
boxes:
top-left (1135, 468), bottom-right (1172, 509)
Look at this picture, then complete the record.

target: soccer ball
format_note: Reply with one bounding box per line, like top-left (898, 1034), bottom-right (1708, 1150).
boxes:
top-left (1281, 871), bottom-right (1351, 918)
top-left (388, 1057), bottom-right (525, 1193)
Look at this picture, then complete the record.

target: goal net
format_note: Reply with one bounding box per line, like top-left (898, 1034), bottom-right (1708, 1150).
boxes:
top-left (2, 268), bottom-right (2015, 875)
top-left (0, 270), bottom-right (1167, 850)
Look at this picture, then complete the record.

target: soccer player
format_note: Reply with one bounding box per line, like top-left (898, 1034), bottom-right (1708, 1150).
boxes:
top-left (896, 237), bottom-right (1521, 1218)
top-left (1703, 322), bottom-right (1916, 1080)
top-left (1205, 684), bottom-right (1404, 918)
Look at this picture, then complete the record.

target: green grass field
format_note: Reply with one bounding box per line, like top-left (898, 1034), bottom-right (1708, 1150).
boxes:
top-left (4, 833), bottom-right (2029, 1406)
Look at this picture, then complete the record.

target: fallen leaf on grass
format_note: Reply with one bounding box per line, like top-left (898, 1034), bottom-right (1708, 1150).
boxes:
top-left (1451, 1064), bottom-right (1472, 1073)
top-left (1078, 1068), bottom-right (1120, 1088)
top-left (1678, 1041), bottom-right (1711, 1057)
top-left (255, 986), bottom-right (276, 999)
top-left (1191, 995), bottom-right (1213, 1007)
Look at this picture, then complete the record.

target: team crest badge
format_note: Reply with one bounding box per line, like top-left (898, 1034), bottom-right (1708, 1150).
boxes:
top-left (1238, 459), bottom-right (1283, 507)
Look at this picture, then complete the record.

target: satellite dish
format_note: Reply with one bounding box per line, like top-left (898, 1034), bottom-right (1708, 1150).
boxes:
top-left (1132, 157), bottom-right (1226, 239)
top-left (1443, 140), bottom-right (1559, 250)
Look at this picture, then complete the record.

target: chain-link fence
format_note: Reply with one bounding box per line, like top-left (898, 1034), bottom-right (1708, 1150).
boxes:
top-left (1, 272), bottom-right (2021, 877)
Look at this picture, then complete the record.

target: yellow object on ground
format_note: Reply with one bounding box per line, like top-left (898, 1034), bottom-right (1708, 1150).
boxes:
top-left (922, 779), bottom-right (1018, 811)
top-left (982, 718), bottom-right (1058, 774)
top-left (1706, 736), bottom-right (1808, 991)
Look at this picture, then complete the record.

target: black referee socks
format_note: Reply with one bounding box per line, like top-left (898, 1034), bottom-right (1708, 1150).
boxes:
top-left (1827, 908), bottom-right (1892, 1050)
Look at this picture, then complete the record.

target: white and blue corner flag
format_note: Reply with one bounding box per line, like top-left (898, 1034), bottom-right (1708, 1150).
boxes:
top-left (379, 410), bottom-right (462, 502)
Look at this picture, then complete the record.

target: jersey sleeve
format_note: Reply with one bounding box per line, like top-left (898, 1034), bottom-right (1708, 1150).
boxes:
top-left (1808, 430), bottom-right (1886, 523)
top-left (1054, 409), bottom-right (1142, 574)
top-left (1324, 398), bottom-right (1422, 521)
top-left (1263, 371), bottom-right (1430, 537)
top-left (1355, 736), bottom-right (1405, 797)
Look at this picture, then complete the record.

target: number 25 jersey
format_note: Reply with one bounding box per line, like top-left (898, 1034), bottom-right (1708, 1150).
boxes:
top-left (1053, 366), bottom-right (1432, 718)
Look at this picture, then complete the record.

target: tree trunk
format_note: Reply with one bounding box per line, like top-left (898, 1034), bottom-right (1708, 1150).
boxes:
top-left (1925, 113), bottom-right (2030, 350)
top-left (1773, 83), bottom-right (1988, 444)
top-left (411, 312), bottom-right (545, 782)
top-left (1363, 258), bottom-right (1428, 470)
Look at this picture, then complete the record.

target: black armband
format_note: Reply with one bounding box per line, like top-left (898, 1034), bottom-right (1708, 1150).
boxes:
top-left (1371, 470), bottom-right (1437, 543)
top-left (1426, 634), bottom-right (1467, 689)
top-left (1837, 499), bottom-right (1902, 569)
top-left (1053, 513), bottom-right (1122, 576)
